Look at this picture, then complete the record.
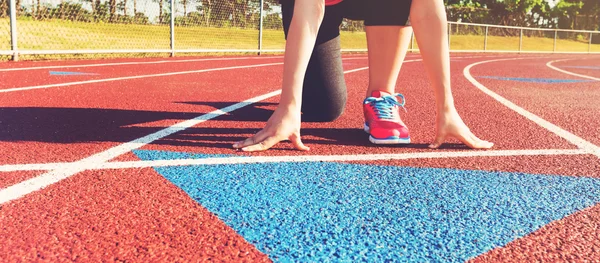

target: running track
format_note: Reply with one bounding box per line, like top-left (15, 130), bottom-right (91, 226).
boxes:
top-left (1, 53), bottom-right (600, 262)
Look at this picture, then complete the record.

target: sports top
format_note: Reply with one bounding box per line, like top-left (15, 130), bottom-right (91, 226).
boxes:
top-left (326, 0), bottom-right (343, 6)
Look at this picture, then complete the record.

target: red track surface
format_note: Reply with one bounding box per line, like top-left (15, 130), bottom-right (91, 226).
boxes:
top-left (1, 53), bottom-right (600, 262)
top-left (136, 56), bottom-right (582, 156)
top-left (471, 58), bottom-right (600, 146)
top-left (0, 168), bottom-right (270, 262)
top-left (552, 58), bottom-right (600, 79)
top-left (471, 204), bottom-right (600, 262)
top-left (1, 63), bottom-right (286, 164)
top-left (0, 56), bottom-right (287, 90)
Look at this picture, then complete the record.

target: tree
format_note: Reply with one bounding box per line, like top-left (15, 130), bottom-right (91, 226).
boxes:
top-left (181, 0), bottom-right (187, 16)
top-left (0, 0), bottom-right (7, 18)
top-left (574, 0), bottom-right (599, 30)
top-left (153, 0), bottom-right (165, 23)
top-left (200, 0), bottom-right (211, 26)
top-left (118, 0), bottom-right (127, 16)
top-left (54, 2), bottom-right (92, 21)
top-left (133, 12), bottom-right (149, 24)
top-left (109, 0), bottom-right (116, 22)
top-left (93, 0), bottom-right (101, 21)
top-left (35, 0), bottom-right (41, 19)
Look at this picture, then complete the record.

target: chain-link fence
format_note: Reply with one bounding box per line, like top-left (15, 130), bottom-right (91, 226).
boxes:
top-left (448, 22), bottom-right (600, 54)
top-left (1, 0), bottom-right (599, 61)
top-left (1, 14), bottom-right (9, 54)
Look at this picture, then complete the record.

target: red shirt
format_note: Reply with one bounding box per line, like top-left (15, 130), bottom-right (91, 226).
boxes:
top-left (325, 0), bottom-right (343, 6)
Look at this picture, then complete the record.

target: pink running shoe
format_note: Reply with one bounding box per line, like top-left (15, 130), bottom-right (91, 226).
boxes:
top-left (363, 91), bottom-right (410, 144)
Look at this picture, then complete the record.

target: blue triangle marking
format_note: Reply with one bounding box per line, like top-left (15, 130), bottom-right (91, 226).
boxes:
top-left (477, 76), bottom-right (593, 83)
top-left (132, 149), bottom-right (236, 161)
top-left (135, 150), bottom-right (600, 262)
top-left (49, 71), bottom-right (100, 76)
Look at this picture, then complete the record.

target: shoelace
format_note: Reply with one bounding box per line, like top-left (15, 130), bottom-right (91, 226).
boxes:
top-left (365, 94), bottom-right (407, 120)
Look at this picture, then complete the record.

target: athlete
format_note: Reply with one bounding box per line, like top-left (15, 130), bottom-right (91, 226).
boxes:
top-left (233, 0), bottom-right (494, 151)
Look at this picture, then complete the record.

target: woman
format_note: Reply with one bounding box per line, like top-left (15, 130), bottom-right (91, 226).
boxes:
top-left (233, 0), bottom-right (493, 151)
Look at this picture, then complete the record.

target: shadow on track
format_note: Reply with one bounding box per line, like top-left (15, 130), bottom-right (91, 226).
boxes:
top-left (0, 101), bottom-right (469, 150)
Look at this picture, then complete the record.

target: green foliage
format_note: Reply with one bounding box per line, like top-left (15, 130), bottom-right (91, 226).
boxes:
top-left (0, 0), bottom-right (7, 18)
top-left (444, 0), bottom-right (598, 30)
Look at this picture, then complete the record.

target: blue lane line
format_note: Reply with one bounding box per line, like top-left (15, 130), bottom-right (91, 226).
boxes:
top-left (49, 71), bottom-right (100, 76)
top-left (134, 150), bottom-right (600, 263)
top-left (562, 66), bottom-right (600, 70)
top-left (477, 76), bottom-right (594, 83)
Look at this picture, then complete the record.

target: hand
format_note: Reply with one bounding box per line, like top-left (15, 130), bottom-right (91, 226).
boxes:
top-left (232, 106), bottom-right (310, 152)
top-left (430, 109), bottom-right (494, 149)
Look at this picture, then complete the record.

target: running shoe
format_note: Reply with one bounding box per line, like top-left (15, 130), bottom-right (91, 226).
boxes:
top-left (363, 91), bottom-right (410, 144)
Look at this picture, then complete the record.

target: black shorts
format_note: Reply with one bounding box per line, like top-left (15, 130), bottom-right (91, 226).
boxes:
top-left (334, 0), bottom-right (412, 26)
top-left (281, 0), bottom-right (412, 44)
top-left (279, 0), bottom-right (412, 122)
top-left (280, 0), bottom-right (412, 26)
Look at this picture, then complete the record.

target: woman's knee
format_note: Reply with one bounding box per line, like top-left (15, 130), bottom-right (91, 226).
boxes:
top-left (301, 95), bottom-right (347, 122)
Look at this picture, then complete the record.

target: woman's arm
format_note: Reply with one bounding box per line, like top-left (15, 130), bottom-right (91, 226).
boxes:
top-left (233, 0), bottom-right (325, 152)
top-left (410, 0), bottom-right (493, 149)
top-left (279, 0), bottom-right (326, 109)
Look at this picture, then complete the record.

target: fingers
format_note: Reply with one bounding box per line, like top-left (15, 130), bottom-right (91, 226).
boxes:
top-left (232, 128), bottom-right (308, 152)
top-left (236, 133), bottom-right (309, 152)
top-left (290, 133), bottom-right (310, 151)
top-left (233, 130), bottom-right (267, 149)
top-left (429, 133), bottom-right (447, 149)
top-left (430, 129), bottom-right (494, 149)
top-left (241, 135), bottom-right (281, 152)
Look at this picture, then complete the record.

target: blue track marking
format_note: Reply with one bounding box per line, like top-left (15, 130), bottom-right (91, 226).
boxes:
top-left (49, 71), bottom-right (99, 76)
top-left (477, 76), bottom-right (594, 83)
top-left (562, 66), bottom-right (600, 70)
top-left (135, 150), bottom-right (600, 262)
top-left (133, 149), bottom-right (234, 161)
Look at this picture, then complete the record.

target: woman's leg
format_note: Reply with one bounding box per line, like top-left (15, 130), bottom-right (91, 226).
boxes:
top-left (341, 0), bottom-right (413, 96)
top-left (281, 0), bottom-right (347, 122)
top-left (343, 0), bottom-right (413, 144)
top-left (410, 0), bottom-right (493, 149)
top-left (365, 26), bottom-right (413, 97)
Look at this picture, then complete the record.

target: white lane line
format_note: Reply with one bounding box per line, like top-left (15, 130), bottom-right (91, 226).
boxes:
top-left (546, 59), bottom-right (600, 81)
top-left (0, 56), bottom-right (376, 94)
top-left (0, 149), bottom-right (587, 172)
top-left (0, 63), bottom-right (381, 204)
top-left (0, 62), bottom-right (284, 93)
top-left (0, 56), bottom-right (284, 72)
top-left (464, 58), bottom-right (600, 158)
top-left (0, 56), bottom-right (370, 73)
top-left (341, 57), bottom-right (371, 60)
top-left (0, 54), bottom-right (489, 74)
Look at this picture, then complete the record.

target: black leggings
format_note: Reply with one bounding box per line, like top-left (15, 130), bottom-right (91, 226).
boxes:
top-left (280, 0), bottom-right (412, 122)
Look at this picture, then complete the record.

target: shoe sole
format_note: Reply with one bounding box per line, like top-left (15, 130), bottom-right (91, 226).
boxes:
top-left (364, 123), bottom-right (411, 144)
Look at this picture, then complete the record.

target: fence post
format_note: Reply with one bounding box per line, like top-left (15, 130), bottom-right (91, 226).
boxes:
top-left (448, 23), bottom-right (451, 50)
top-left (553, 30), bottom-right (557, 53)
top-left (410, 31), bottom-right (414, 52)
top-left (258, 0), bottom-right (264, 55)
top-left (9, 0), bottom-right (18, 61)
top-left (519, 28), bottom-right (523, 53)
top-left (589, 32), bottom-right (593, 53)
top-left (484, 26), bottom-right (488, 52)
top-left (170, 0), bottom-right (175, 57)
